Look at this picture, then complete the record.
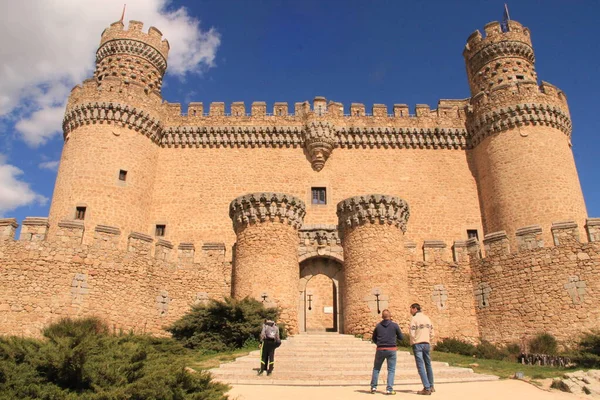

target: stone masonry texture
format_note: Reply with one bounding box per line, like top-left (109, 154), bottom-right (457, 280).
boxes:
top-left (0, 17), bottom-right (599, 345)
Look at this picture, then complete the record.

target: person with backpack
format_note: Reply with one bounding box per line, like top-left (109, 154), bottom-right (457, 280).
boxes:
top-left (258, 319), bottom-right (280, 376)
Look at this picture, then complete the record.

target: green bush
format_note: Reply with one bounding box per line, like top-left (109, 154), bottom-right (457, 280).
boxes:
top-left (434, 338), bottom-right (476, 356)
top-left (529, 333), bottom-right (558, 355)
top-left (167, 297), bottom-right (281, 352)
top-left (397, 335), bottom-right (411, 348)
top-left (0, 317), bottom-right (229, 399)
top-left (579, 331), bottom-right (600, 356)
top-left (568, 331), bottom-right (600, 368)
top-left (475, 340), bottom-right (509, 360)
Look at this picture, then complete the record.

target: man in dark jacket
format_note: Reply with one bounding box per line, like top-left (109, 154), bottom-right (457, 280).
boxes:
top-left (370, 309), bottom-right (403, 395)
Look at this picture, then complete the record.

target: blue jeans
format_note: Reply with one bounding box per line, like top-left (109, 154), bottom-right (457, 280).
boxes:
top-left (370, 350), bottom-right (397, 392)
top-left (413, 343), bottom-right (434, 389)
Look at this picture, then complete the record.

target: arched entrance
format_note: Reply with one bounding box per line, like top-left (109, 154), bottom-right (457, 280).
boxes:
top-left (298, 257), bottom-right (344, 333)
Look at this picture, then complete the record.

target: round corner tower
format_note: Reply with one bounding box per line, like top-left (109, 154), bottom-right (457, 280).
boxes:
top-left (464, 19), bottom-right (588, 247)
top-left (49, 20), bottom-right (170, 241)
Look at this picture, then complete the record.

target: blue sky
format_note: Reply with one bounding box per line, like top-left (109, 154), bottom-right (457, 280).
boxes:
top-left (0, 0), bottom-right (598, 224)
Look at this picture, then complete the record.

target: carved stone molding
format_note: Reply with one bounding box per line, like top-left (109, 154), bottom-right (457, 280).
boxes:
top-left (160, 125), bottom-right (468, 150)
top-left (467, 103), bottom-right (572, 147)
top-left (63, 102), bottom-right (163, 143)
top-left (298, 224), bottom-right (340, 246)
top-left (229, 192), bottom-right (306, 233)
top-left (336, 194), bottom-right (410, 233)
top-left (337, 127), bottom-right (468, 149)
top-left (162, 125), bottom-right (303, 148)
top-left (467, 40), bottom-right (535, 75)
top-left (96, 39), bottom-right (167, 75)
top-left (304, 121), bottom-right (336, 171)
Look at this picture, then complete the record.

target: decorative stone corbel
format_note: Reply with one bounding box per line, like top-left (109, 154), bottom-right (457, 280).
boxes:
top-left (304, 121), bottom-right (336, 171)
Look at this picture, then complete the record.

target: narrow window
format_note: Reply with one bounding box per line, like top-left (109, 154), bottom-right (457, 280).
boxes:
top-left (155, 224), bottom-right (166, 237)
top-left (516, 75), bottom-right (524, 80)
top-left (119, 169), bottom-right (127, 181)
top-left (467, 229), bottom-right (479, 240)
top-left (75, 206), bottom-right (86, 220)
top-left (311, 187), bottom-right (327, 205)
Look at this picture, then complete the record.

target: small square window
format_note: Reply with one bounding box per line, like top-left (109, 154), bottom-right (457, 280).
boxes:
top-left (311, 187), bottom-right (327, 205)
top-left (155, 224), bottom-right (166, 237)
top-left (75, 206), bottom-right (86, 220)
top-left (467, 229), bottom-right (479, 240)
top-left (119, 170), bottom-right (127, 181)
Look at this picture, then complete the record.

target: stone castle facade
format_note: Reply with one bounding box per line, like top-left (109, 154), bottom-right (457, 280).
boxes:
top-left (1, 17), bottom-right (599, 344)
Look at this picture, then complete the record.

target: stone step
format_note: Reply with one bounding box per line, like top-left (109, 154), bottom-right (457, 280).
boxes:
top-left (224, 359), bottom-right (450, 369)
top-left (209, 368), bottom-right (481, 379)
top-left (210, 334), bottom-right (499, 386)
top-left (248, 349), bottom-right (400, 356)
top-left (214, 365), bottom-right (467, 374)
top-left (211, 374), bottom-right (500, 386)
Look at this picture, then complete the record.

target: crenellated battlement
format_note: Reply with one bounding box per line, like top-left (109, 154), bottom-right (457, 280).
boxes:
top-left (0, 217), bottom-right (225, 265)
top-left (162, 98), bottom-right (468, 122)
top-left (100, 20), bottom-right (170, 61)
top-left (158, 97), bottom-right (469, 150)
top-left (463, 20), bottom-right (532, 65)
top-left (96, 20), bottom-right (170, 94)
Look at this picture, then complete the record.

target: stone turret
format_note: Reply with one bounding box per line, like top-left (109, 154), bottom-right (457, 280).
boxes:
top-left (229, 193), bottom-right (306, 334)
top-left (464, 19), bottom-right (587, 248)
top-left (337, 195), bottom-right (410, 336)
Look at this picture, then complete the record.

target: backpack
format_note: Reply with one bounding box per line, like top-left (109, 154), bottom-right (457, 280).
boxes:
top-left (264, 324), bottom-right (278, 340)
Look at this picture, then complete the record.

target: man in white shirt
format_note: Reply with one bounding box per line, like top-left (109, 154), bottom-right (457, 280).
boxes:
top-left (409, 303), bottom-right (435, 395)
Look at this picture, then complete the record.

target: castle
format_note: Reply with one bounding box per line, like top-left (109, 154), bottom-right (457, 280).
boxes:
top-left (0, 17), bottom-right (599, 345)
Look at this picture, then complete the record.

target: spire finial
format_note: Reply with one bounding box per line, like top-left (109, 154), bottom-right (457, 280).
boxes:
top-left (501, 4), bottom-right (511, 32)
top-left (119, 4), bottom-right (127, 23)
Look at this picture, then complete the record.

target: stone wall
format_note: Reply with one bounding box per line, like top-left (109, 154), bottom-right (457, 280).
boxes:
top-left (406, 240), bottom-right (480, 342)
top-left (470, 220), bottom-right (600, 345)
top-left (0, 218), bottom-right (230, 337)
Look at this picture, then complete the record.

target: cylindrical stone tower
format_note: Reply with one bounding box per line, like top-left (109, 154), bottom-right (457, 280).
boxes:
top-left (49, 20), bottom-right (169, 242)
top-left (337, 195), bottom-right (410, 336)
top-left (229, 193), bottom-right (306, 334)
top-left (464, 20), bottom-right (587, 247)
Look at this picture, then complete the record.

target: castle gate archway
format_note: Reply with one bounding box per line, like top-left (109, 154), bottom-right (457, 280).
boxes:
top-left (298, 257), bottom-right (344, 333)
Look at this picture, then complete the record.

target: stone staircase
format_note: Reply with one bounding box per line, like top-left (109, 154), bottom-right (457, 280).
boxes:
top-left (209, 333), bottom-right (499, 386)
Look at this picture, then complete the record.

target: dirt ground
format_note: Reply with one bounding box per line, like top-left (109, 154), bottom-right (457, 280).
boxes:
top-left (227, 380), bottom-right (589, 400)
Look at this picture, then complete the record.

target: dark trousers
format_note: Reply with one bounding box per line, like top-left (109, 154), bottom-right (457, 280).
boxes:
top-left (260, 339), bottom-right (277, 372)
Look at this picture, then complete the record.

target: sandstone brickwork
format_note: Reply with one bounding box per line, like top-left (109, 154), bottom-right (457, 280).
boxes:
top-left (0, 17), bottom-right (597, 344)
top-left (0, 220), bottom-right (230, 337)
top-left (337, 195), bottom-right (410, 337)
top-left (471, 221), bottom-right (600, 346)
top-left (229, 193), bottom-right (305, 334)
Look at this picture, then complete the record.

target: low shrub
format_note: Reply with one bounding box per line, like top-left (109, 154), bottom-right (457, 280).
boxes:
top-left (475, 340), bottom-right (509, 360)
top-left (0, 317), bottom-right (229, 399)
top-left (167, 297), bottom-right (281, 352)
top-left (434, 338), bottom-right (476, 356)
top-left (579, 331), bottom-right (600, 356)
top-left (397, 335), bottom-right (411, 348)
top-left (529, 333), bottom-right (558, 355)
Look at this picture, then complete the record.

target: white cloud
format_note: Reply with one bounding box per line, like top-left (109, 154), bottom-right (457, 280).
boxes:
top-left (16, 106), bottom-right (65, 147)
top-left (39, 160), bottom-right (60, 171)
top-left (0, 0), bottom-right (220, 146)
top-left (0, 160), bottom-right (48, 217)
